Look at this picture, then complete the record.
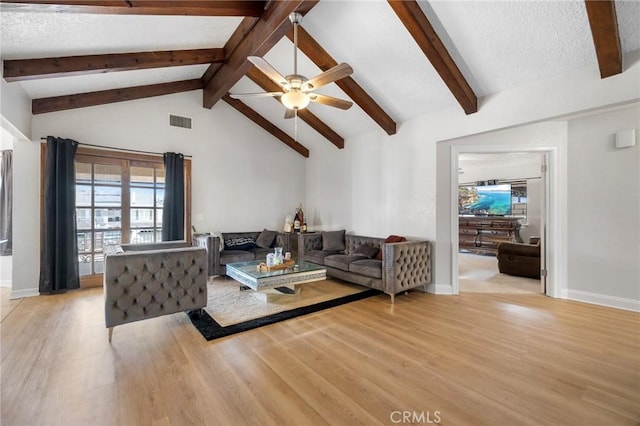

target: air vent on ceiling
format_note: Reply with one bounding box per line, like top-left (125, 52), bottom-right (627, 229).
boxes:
top-left (169, 114), bottom-right (192, 129)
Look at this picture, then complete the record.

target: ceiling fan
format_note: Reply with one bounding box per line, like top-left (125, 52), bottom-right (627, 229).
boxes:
top-left (230, 12), bottom-right (354, 118)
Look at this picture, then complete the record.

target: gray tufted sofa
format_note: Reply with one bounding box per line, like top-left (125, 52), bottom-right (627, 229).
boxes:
top-left (298, 232), bottom-right (431, 303)
top-left (103, 241), bottom-right (207, 342)
top-left (193, 231), bottom-right (291, 277)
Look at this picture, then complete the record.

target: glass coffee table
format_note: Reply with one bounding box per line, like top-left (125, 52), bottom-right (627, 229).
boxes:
top-left (225, 260), bottom-right (327, 301)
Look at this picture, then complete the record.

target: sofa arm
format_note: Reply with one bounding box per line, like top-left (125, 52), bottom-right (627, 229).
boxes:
top-left (193, 234), bottom-right (222, 276)
top-left (382, 240), bottom-right (431, 300)
top-left (297, 233), bottom-right (322, 261)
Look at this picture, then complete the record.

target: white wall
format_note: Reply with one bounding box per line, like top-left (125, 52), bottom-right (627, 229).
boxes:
top-left (566, 105), bottom-right (640, 309)
top-left (437, 121), bottom-right (568, 296)
top-left (1, 61), bottom-right (32, 140)
top-left (8, 90), bottom-right (308, 296)
top-left (306, 50), bottom-right (640, 307)
top-left (32, 90), bottom-right (308, 230)
top-left (521, 178), bottom-right (542, 244)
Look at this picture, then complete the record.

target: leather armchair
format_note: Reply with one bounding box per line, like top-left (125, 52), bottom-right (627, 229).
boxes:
top-left (496, 241), bottom-right (541, 279)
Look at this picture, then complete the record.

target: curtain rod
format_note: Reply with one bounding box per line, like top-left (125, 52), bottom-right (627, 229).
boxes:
top-left (39, 137), bottom-right (192, 158)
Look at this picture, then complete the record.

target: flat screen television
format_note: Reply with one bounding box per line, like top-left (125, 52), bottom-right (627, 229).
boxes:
top-left (459, 183), bottom-right (512, 216)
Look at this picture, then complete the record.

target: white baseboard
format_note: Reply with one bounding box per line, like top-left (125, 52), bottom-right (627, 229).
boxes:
top-left (0, 280), bottom-right (11, 288)
top-left (427, 283), bottom-right (454, 295)
top-left (10, 288), bottom-right (39, 300)
top-left (565, 289), bottom-right (640, 312)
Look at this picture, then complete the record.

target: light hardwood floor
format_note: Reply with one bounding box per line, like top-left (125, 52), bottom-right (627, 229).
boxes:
top-left (1, 287), bottom-right (638, 425)
top-left (458, 252), bottom-right (541, 294)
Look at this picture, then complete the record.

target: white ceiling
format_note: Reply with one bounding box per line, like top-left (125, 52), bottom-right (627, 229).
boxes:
top-left (1, 0), bottom-right (639, 142)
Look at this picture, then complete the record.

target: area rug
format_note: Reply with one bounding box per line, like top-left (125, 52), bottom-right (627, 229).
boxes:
top-left (187, 277), bottom-right (379, 341)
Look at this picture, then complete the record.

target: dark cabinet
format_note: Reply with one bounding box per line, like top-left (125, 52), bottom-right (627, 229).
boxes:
top-left (459, 217), bottom-right (522, 255)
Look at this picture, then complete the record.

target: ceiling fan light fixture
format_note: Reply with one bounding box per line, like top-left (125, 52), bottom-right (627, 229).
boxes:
top-left (281, 90), bottom-right (310, 110)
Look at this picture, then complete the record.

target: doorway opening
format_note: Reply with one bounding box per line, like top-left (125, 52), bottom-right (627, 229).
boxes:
top-left (452, 150), bottom-right (551, 296)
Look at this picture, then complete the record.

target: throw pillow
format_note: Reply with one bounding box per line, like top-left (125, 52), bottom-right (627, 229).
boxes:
top-left (224, 237), bottom-right (257, 251)
top-left (322, 230), bottom-right (346, 252)
top-left (376, 235), bottom-right (407, 260)
top-left (255, 229), bottom-right (278, 248)
top-left (353, 244), bottom-right (380, 259)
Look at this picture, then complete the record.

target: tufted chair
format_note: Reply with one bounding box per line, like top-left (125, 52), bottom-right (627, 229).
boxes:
top-left (103, 241), bottom-right (207, 342)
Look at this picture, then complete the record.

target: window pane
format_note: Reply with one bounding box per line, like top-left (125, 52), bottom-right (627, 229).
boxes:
top-left (75, 163), bottom-right (91, 184)
top-left (76, 208), bottom-right (92, 230)
top-left (95, 186), bottom-right (121, 207)
top-left (94, 208), bottom-right (121, 229)
top-left (130, 187), bottom-right (155, 207)
top-left (156, 188), bottom-right (164, 206)
top-left (95, 231), bottom-right (121, 252)
top-left (130, 229), bottom-right (155, 244)
top-left (131, 208), bottom-right (154, 228)
top-left (76, 185), bottom-right (92, 206)
top-left (95, 164), bottom-right (121, 184)
top-left (131, 166), bottom-right (155, 187)
top-left (77, 231), bottom-right (92, 253)
top-left (156, 208), bottom-right (163, 227)
top-left (94, 253), bottom-right (105, 274)
top-left (78, 254), bottom-right (92, 276)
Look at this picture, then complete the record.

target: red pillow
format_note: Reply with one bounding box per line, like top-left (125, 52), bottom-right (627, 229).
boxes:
top-left (376, 235), bottom-right (407, 260)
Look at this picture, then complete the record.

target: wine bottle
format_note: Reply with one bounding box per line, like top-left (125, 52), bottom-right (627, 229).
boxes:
top-left (293, 208), bottom-right (301, 233)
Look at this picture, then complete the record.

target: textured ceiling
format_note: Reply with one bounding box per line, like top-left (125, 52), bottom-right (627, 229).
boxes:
top-left (1, 1), bottom-right (639, 141)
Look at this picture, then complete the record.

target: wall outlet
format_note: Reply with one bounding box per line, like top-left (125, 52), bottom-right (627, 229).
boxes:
top-left (195, 214), bottom-right (204, 222)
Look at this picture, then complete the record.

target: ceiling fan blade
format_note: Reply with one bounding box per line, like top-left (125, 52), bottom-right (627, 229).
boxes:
top-left (303, 63), bottom-right (353, 91)
top-left (247, 56), bottom-right (289, 89)
top-left (229, 91), bottom-right (284, 99)
top-left (308, 93), bottom-right (353, 110)
top-left (284, 108), bottom-right (296, 119)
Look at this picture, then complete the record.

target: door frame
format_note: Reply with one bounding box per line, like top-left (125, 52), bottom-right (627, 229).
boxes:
top-left (450, 145), bottom-right (564, 297)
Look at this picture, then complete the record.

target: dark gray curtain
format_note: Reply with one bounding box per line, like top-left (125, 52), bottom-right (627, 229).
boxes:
top-left (0, 150), bottom-right (12, 256)
top-left (39, 137), bottom-right (80, 293)
top-left (162, 152), bottom-right (184, 241)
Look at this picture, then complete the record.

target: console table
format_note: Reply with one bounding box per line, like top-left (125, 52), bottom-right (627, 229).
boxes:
top-left (459, 216), bottom-right (522, 255)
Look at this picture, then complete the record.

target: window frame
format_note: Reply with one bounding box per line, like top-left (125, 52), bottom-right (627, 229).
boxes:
top-left (40, 145), bottom-right (192, 288)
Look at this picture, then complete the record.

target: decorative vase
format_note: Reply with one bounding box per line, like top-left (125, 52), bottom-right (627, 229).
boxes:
top-left (274, 247), bottom-right (283, 264)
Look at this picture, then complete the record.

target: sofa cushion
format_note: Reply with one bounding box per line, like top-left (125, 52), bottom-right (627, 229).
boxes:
top-left (224, 237), bottom-right (257, 251)
top-left (353, 244), bottom-right (379, 259)
top-left (349, 259), bottom-right (383, 279)
top-left (376, 235), bottom-right (407, 260)
top-left (305, 249), bottom-right (342, 265)
top-left (322, 230), bottom-right (346, 251)
top-left (255, 229), bottom-right (278, 248)
top-left (220, 250), bottom-right (254, 264)
top-left (324, 254), bottom-right (368, 272)
top-left (249, 247), bottom-right (272, 260)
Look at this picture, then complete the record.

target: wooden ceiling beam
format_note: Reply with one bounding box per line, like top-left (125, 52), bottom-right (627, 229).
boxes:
top-left (288, 26), bottom-right (397, 136)
top-left (202, 17), bottom-right (260, 88)
top-left (202, 0), bottom-right (318, 109)
top-left (4, 49), bottom-right (225, 82)
top-left (32, 79), bottom-right (202, 114)
top-left (245, 66), bottom-right (344, 149)
top-left (0, 1), bottom-right (266, 16)
top-left (388, 0), bottom-right (478, 115)
top-left (222, 94), bottom-right (309, 158)
top-left (584, 0), bottom-right (622, 78)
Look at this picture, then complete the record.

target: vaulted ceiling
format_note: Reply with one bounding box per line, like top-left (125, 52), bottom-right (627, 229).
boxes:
top-left (1, 0), bottom-right (639, 157)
